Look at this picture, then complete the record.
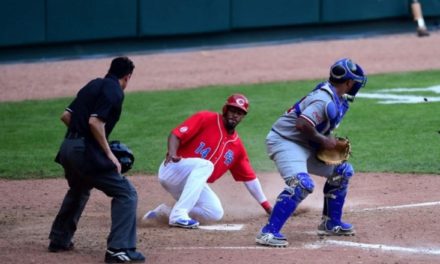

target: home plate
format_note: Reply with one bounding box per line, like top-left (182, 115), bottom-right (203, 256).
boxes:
top-left (198, 224), bottom-right (244, 231)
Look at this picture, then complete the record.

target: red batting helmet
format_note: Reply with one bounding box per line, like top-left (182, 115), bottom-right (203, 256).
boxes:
top-left (222, 94), bottom-right (249, 114)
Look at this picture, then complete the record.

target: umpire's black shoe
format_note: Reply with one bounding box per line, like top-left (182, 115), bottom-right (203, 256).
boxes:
top-left (105, 248), bottom-right (146, 263)
top-left (48, 241), bottom-right (74, 253)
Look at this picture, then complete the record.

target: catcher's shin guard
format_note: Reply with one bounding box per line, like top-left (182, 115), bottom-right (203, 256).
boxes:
top-left (261, 173), bottom-right (314, 235)
top-left (319, 163), bottom-right (354, 236)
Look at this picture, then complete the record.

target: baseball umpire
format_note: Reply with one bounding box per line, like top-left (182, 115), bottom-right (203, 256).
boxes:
top-left (255, 58), bottom-right (367, 247)
top-left (48, 57), bottom-right (145, 263)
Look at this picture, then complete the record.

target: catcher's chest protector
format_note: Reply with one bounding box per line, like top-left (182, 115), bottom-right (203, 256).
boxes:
top-left (316, 83), bottom-right (349, 131)
top-left (293, 82), bottom-right (349, 134)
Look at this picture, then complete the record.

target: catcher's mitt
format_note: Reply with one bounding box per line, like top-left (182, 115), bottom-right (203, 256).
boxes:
top-left (316, 137), bottom-right (351, 165)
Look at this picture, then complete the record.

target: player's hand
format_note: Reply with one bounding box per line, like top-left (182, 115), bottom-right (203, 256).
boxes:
top-left (321, 136), bottom-right (337, 150)
top-left (108, 152), bottom-right (122, 173)
top-left (164, 153), bottom-right (182, 166)
top-left (264, 205), bottom-right (272, 215)
top-left (261, 201), bottom-right (272, 215)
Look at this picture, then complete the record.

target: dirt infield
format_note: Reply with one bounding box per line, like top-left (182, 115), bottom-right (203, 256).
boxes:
top-left (1, 32), bottom-right (440, 263)
top-left (1, 173), bottom-right (440, 263)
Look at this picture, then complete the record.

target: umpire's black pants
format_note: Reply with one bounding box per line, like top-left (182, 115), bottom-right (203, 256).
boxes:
top-left (49, 138), bottom-right (138, 250)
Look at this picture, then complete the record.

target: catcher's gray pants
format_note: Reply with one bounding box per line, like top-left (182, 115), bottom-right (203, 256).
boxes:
top-left (49, 138), bottom-right (138, 249)
top-left (266, 130), bottom-right (335, 182)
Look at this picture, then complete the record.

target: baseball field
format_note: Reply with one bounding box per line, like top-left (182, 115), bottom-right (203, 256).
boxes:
top-left (1, 32), bottom-right (440, 263)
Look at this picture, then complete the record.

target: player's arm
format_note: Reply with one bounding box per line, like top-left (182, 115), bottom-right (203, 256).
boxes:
top-left (231, 147), bottom-right (272, 215)
top-left (60, 110), bottom-right (72, 127)
top-left (89, 116), bottom-right (121, 173)
top-left (296, 117), bottom-right (336, 149)
top-left (60, 108), bottom-right (72, 127)
top-left (165, 111), bottom-right (207, 165)
top-left (244, 179), bottom-right (272, 215)
top-left (164, 132), bottom-right (182, 165)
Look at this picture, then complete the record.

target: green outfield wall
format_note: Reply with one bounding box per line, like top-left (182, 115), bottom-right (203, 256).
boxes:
top-left (231, 0), bottom-right (320, 28)
top-left (0, 0), bottom-right (439, 47)
top-left (139, 0), bottom-right (230, 35)
top-left (46, 0), bottom-right (137, 42)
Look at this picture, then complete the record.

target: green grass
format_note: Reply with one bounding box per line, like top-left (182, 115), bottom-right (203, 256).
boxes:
top-left (1, 70), bottom-right (439, 179)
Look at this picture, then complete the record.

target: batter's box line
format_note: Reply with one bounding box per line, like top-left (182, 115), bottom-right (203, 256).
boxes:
top-left (162, 246), bottom-right (304, 250)
top-left (160, 241), bottom-right (440, 256)
top-left (351, 201), bottom-right (440, 212)
top-left (313, 240), bottom-right (440, 256)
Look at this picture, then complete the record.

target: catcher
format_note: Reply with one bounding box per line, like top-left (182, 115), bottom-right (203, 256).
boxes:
top-left (255, 58), bottom-right (367, 247)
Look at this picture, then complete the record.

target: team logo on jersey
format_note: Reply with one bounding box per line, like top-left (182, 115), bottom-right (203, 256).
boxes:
top-left (224, 150), bottom-right (234, 165)
top-left (179, 126), bottom-right (189, 133)
top-left (312, 111), bottom-right (322, 123)
top-left (195, 142), bottom-right (211, 159)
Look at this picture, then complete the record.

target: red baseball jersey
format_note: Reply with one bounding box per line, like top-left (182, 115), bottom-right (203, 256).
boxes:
top-left (172, 111), bottom-right (256, 183)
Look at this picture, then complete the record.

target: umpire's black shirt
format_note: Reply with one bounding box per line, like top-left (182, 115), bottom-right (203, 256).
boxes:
top-left (66, 74), bottom-right (124, 141)
top-left (58, 74), bottom-right (124, 172)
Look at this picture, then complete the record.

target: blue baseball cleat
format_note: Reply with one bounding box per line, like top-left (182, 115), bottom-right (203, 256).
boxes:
top-left (317, 217), bottom-right (355, 236)
top-left (169, 218), bottom-right (200, 229)
top-left (255, 231), bottom-right (288, 247)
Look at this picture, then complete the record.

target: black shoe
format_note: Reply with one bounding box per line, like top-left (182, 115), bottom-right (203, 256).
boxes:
top-left (105, 248), bottom-right (146, 263)
top-left (48, 241), bottom-right (74, 253)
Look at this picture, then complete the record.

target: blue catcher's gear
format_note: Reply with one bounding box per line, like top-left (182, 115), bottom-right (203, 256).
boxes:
top-left (323, 98), bottom-right (348, 132)
top-left (260, 173), bottom-right (314, 238)
top-left (318, 162), bottom-right (355, 236)
top-left (330, 58), bottom-right (367, 97)
top-left (316, 84), bottom-right (348, 132)
top-left (294, 82), bottom-right (349, 138)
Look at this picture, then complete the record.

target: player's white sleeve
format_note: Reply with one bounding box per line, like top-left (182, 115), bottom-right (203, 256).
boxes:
top-left (244, 178), bottom-right (268, 203)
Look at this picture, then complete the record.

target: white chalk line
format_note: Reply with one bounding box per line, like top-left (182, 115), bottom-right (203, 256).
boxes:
top-left (319, 240), bottom-right (440, 256)
top-left (357, 85), bottom-right (440, 104)
top-left (352, 201), bottom-right (440, 212)
top-left (164, 241), bottom-right (440, 256)
top-left (198, 224), bottom-right (244, 231)
top-left (163, 241), bottom-right (440, 256)
top-left (163, 246), bottom-right (294, 250)
top-left (163, 201), bottom-right (440, 255)
top-left (197, 201), bottom-right (440, 231)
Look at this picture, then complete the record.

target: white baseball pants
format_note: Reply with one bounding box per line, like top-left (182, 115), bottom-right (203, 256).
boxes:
top-left (158, 158), bottom-right (224, 224)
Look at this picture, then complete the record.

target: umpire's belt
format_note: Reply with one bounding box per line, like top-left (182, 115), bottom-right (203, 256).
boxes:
top-left (66, 131), bottom-right (84, 139)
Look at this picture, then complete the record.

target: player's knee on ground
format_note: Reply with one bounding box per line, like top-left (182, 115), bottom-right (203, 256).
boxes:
top-left (190, 205), bottom-right (224, 222)
top-left (207, 206), bottom-right (224, 222)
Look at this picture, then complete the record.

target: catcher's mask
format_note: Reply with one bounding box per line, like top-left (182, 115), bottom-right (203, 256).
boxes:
top-left (222, 94), bottom-right (249, 115)
top-left (329, 58), bottom-right (367, 96)
top-left (109, 140), bottom-right (135, 173)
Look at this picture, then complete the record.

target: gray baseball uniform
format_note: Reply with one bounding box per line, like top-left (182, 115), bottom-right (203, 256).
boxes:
top-left (267, 82), bottom-right (339, 180)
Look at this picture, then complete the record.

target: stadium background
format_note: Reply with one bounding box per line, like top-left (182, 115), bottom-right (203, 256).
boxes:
top-left (1, 1), bottom-right (440, 264)
top-left (1, 0), bottom-right (440, 61)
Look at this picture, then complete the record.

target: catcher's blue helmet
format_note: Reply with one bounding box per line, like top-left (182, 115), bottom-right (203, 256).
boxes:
top-left (330, 58), bottom-right (367, 96)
